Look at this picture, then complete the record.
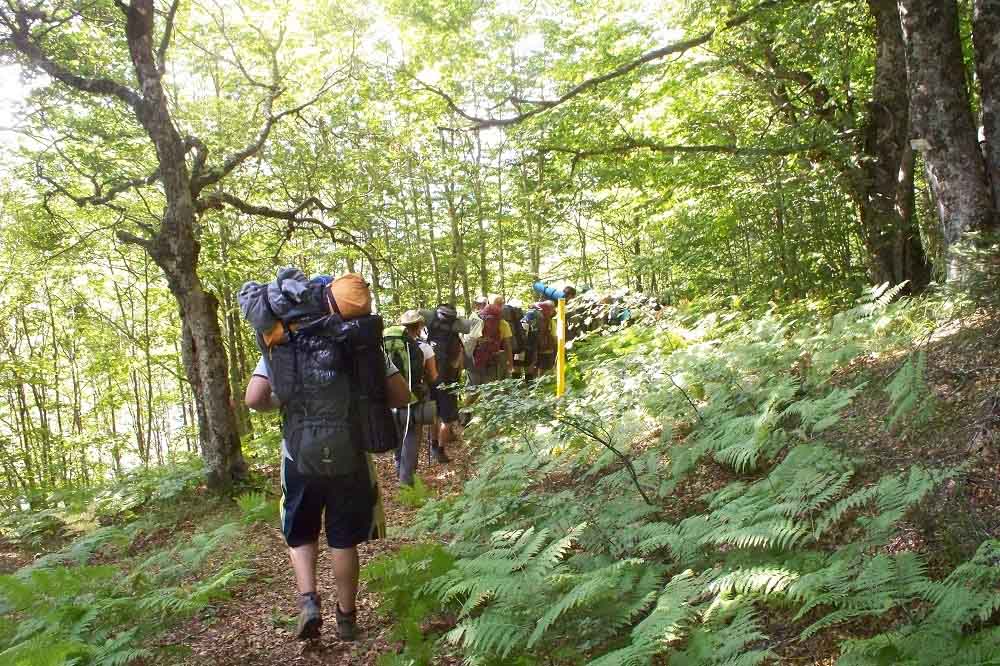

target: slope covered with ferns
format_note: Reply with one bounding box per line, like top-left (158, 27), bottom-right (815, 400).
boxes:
top-left (367, 287), bottom-right (1000, 666)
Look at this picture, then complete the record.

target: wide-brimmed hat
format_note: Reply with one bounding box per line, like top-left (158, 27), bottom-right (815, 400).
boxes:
top-left (399, 309), bottom-right (425, 326)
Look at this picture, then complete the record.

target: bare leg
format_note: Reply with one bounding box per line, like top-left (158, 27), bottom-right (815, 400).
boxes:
top-left (330, 546), bottom-right (360, 613)
top-left (437, 419), bottom-right (452, 447)
top-left (289, 542), bottom-right (318, 594)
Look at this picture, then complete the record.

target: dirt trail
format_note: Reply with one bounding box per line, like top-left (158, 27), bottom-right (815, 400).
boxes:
top-left (165, 444), bottom-right (474, 666)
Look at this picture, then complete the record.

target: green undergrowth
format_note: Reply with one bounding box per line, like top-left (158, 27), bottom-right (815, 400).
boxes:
top-left (365, 285), bottom-right (1000, 666)
top-left (0, 456), bottom-right (278, 666)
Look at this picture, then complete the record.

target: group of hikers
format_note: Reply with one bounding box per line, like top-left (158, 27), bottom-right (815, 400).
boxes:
top-left (383, 286), bottom-right (577, 486)
top-left (237, 269), bottom-right (575, 643)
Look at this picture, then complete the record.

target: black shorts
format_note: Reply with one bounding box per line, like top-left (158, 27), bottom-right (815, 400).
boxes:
top-left (280, 457), bottom-right (379, 549)
top-left (432, 384), bottom-right (460, 422)
top-left (536, 351), bottom-right (556, 371)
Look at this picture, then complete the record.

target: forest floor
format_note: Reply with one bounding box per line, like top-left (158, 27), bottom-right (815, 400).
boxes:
top-left (160, 441), bottom-right (476, 666)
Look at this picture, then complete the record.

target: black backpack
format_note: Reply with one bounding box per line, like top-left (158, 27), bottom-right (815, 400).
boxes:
top-left (258, 316), bottom-right (364, 477)
top-left (333, 315), bottom-right (399, 455)
top-left (427, 307), bottom-right (463, 383)
top-left (259, 313), bottom-right (399, 478)
top-left (502, 305), bottom-right (526, 354)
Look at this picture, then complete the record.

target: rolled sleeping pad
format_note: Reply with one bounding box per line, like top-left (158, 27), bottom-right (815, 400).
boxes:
top-left (533, 281), bottom-right (566, 301)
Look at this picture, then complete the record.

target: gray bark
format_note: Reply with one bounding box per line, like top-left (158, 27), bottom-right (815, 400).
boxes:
top-left (974, 0), bottom-right (1000, 209)
top-left (859, 0), bottom-right (932, 289)
top-left (898, 0), bottom-right (996, 278)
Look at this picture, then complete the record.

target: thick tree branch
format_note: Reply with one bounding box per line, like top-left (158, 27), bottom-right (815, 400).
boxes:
top-left (116, 229), bottom-right (155, 250)
top-left (415, 0), bottom-right (793, 129)
top-left (538, 133), bottom-right (858, 165)
top-left (199, 190), bottom-right (342, 221)
top-left (2, 6), bottom-right (143, 109)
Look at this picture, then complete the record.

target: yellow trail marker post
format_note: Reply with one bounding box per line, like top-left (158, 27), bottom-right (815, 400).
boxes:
top-left (556, 298), bottom-right (567, 397)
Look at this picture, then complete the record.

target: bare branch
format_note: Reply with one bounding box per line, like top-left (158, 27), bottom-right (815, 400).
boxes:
top-left (204, 0), bottom-right (271, 89)
top-left (414, 0), bottom-right (794, 130)
top-left (203, 190), bottom-right (390, 265)
top-left (190, 74), bottom-right (342, 194)
top-left (36, 159), bottom-right (161, 208)
top-left (156, 0), bottom-right (181, 73)
top-left (538, 132), bottom-right (858, 167)
top-left (200, 190), bottom-right (341, 221)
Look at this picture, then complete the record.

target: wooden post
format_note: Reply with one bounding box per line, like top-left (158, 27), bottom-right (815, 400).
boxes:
top-left (556, 298), bottom-right (567, 397)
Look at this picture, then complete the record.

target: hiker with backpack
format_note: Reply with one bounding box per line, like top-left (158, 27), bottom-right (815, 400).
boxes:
top-left (240, 270), bottom-right (410, 643)
top-left (502, 299), bottom-right (529, 378)
top-left (383, 310), bottom-right (438, 486)
top-left (524, 300), bottom-right (558, 379)
top-left (464, 296), bottom-right (514, 385)
top-left (420, 303), bottom-right (474, 463)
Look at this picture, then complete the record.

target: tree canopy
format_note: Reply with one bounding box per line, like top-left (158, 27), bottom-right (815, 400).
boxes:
top-left (0, 0), bottom-right (997, 488)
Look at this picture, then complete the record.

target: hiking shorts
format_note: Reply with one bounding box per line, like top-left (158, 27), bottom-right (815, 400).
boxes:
top-left (432, 384), bottom-right (460, 422)
top-left (280, 457), bottom-right (380, 549)
top-left (536, 351), bottom-right (556, 372)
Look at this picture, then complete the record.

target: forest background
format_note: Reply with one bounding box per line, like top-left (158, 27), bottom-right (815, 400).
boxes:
top-left (0, 0), bottom-right (998, 507)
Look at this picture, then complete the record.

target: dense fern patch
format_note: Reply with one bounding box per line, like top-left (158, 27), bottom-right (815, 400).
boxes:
top-left (0, 462), bottom-right (260, 666)
top-left (367, 289), bottom-right (1000, 665)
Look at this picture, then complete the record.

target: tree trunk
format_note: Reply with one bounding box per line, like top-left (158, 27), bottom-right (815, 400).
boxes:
top-left (473, 133), bottom-right (489, 297)
top-left (125, 0), bottom-right (245, 489)
top-left (856, 0), bottom-right (933, 289)
top-left (219, 223), bottom-right (252, 438)
top-left (422, 173), bottom-right (444, 304)
top-left (174, 287), bottom-right (246, 488)
top-left (898, 0), bottom-right (996, 278)
top-left (497, 146), bottom-right (507, 296)
top-left (444, 181), bottom-right (471, 311)
top-left (974, 0), bottom-right (1000, 209)
top-left (407, 163), bottom-right (428, 303)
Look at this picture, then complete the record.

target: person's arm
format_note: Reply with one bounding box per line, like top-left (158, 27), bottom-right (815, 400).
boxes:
top-left (386, 372), bottom-right (410, 408)
top-left (425, 356), bottom-right (439, 385)
top-left (500, 320), bottom-right (514, 371)
top-left (245, 375), bottom-right (280, 412)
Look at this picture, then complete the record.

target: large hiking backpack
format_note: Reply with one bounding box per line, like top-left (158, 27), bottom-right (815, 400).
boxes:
top-left (383, 325), bottom-right (425, 401)
top-left (533, 301), bottom-right (557, 355)
top-left (473, 304), bottom-right (503, 369)
top-left (242, 270), bottom-right (398, 477)
top-left (502, 304), bottom-right (526, 355)
top-left (427, 305), bottom-right (463, 383)
top-left (259, 316), bottom-right (361, 477)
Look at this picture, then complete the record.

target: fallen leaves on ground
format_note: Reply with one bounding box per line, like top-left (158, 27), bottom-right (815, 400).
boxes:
top-left (160, 440), bottom-right (473, 666)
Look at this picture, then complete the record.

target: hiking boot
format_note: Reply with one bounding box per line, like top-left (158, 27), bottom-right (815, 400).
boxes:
top-left (296, 592), bottom-right (322, 640)
top-left (335, 604), bottom-right (358, 641)
top-left (430, 444), bottom-right (451, 464)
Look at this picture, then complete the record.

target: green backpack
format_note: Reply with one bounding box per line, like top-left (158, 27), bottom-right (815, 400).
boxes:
top-left (384, 326), bottom-right (425, 401)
